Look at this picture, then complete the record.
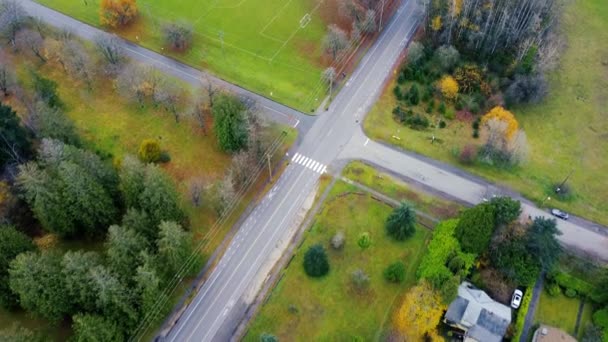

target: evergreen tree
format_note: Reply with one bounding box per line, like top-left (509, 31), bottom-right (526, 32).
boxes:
top-left (454, 203), bottom-right (496, 254)
top-left (212, 94), bottom-right (249, 152)
top-left (0, 103), bottom-right (31, 168)
top-left (106, 225), bottom-right (148, 283)
top-left (61, 250), bottom-right (101, 313)
top-left (386, 202), bottom-right (416, 241)
top-left (157, 221), bottom-right (198, 278)
top-left (0, 225), bottom-right (35, 309)
top-left (303, 244), bottom-right (329, 277)
top-left (72, 314), bottom-right (125, 342)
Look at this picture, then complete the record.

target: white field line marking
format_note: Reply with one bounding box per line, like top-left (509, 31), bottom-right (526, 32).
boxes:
top-left (364, 138), bottom-right (369, 146)
top-left (269, 0), bottom-right (323, 61)
top-left (259, 0), bottom-right (296, 35)
top-left (293, 119), bottom-right (300, 128)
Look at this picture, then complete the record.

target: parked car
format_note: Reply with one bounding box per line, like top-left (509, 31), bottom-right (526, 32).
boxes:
top-left (551, 208), bottom-right (569, 220)
top-left (511, 289), bottom-right (523, 309)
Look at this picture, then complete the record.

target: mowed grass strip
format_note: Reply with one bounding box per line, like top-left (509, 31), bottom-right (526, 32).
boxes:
top-left (534, 290), bottom-right (583, 336)
top-left (364, 0), bottom-right (608, 225)
top-left (245, 181), bottom-right (431, 340)
top-left (36, 0), bottom-right (328, 111)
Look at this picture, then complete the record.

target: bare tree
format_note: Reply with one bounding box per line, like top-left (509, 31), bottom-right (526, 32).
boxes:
top-left (116, 64), bottom-right (163, 106)
top-left (187, 177), bottom-right (204, 207)
top-left (323, 25), bottom-right (348, 60)
top-left (229, 151), bottom-right (255, 190)
top-left (16, 29), bottom-right (47, 63)
top-left (322, 67), bottom-right (336, 96)
top-left (0, 0), bottom-right (26, 47)
top-left (201, 76), bottom-right (219, 109)
top-left (0, 61), bottom-right (16, 97)
top-left (339, 0), bottom-right (363, 24)
top-left (162, 22), bottom-right (193, 51)
top-left (189, 99), bottom-right (208, 133)
top-left (94, 33), bottom-right (125, 74)
top-left (153, 80), bottom-right (182, 123)
top-left (63, 40), bottom-right (95, 89)
top-left (358, 10), bottom-right (377, 33)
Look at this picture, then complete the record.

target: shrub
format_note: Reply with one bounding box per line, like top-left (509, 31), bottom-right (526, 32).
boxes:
top-left (552, 271), bottom-right (594, 299)
top-left (454, 203), bottom-right (496, 254)
top-left (393, 86), bottom-right (402, 101)
top-left (384, 261), bottom-right (406, 283)
top-left (303, 244), bottom-right (329, 277)
top-left (592, 308), bottom-right (608, 329)
top-left (444, 109), bottom-right (455, 120)
top-left (158, 151), bottom-right (171, 163)
top-left (435, 45), bottom-right (460, 72)
top-left (488, 196), bottom-right (522, 226)
top-left (351, 269), bottom-right (370, 290)
top-left (385, 203), bottom-right (416, 241)
top-left (564, 288), bottom-right (577, 298)
top-left (260, 333), bottom-right (278, 342)
top-left (31, 72), bottom-right (63, 109)
top-left (162, 22), bottom-right (193, 51)
top-left (138, 139), bottom-right (162, 163)
top-left (438, 102), bottom-right (446, 114)
top-left (439, 75), bottom-right (459, 101)
top-left (454, 64), bottom-right (482, 93)
top-left (546, 281), bottom-right (561, 296)
top-left (357, 233), bottom-right (371, 249)
top-left (504, 74), bottom-right (548, 106)
top-left (405, 114), bottom-right (429, 130)
top-left (512, 288), bottom-right (533, 342)
top-left (472, 130), bottom-right (479, 139)
top-left (330, 231), bottom-right (345, 250)
top-left (407, 41), bottom-right (425, 65)
top-left (439, 120), bottom-right (446, 129)
top-left (100, 0), bottom-right (138, 28)
top-left (459, 144), bottom-right (477, 165)
top-left (472, 119), bottom-right (480, 130)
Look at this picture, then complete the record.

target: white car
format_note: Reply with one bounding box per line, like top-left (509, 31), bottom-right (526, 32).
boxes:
top-left (551, 208), bottom-right (569, 220)
top-left (511, 289), bottom-right (523, 309)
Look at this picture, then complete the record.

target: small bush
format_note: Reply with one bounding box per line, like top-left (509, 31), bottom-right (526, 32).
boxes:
top-left (351, 269), bottom-right (370, 290)
top-left (393, 86), bottom-right (402, 101)
top-left (444, 109), bottom-right (455, 120)
top-left (384, 261), bottom-right (406, 283)
top-left (303, 244), bottom-right (330, 277)
top-left (438, 102), bottom-right (446, 114)
top-left (592, 308), bottom-right (608, 329)
top-left (405, 114), bottom-right (430, 130)
top-left (439, 120), bottom-right (446, 129)
top-left (564, 288), bottom-right (577, 298)
top-left (138, 139), bottom-right (162, 163)
top-left (472, 130), bottom-right (479, 139)
top-left (159, 151), bottom-right (171, 163)
top-left (357, 232), bottom-right (371, 249)
top-left (260, 333), bottom-right (278, 342)
top-left (472, 119), bottom-right (480, 130)
top-left (546, 282), bottom-right (561, 296)
top-left (330, 231), bottom-right (345, 250)
top-left (408, 85), bottom-right (420, 105)
top-left (455, 99), bottom-right (464, 110)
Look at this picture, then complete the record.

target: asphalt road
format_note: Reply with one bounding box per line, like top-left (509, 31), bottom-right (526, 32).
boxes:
top-left (24, 0), bottom-right (608, 340)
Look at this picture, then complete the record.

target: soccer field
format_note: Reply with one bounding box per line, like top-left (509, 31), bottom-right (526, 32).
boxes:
top-left (38, 0), bottom-right (337, 111)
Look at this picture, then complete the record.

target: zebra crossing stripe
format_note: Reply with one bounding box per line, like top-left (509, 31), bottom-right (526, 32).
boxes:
top-left (300, 157), bottom-right (309, 165)
top-left (295, 154), bottom-right (304, 164)
top-left (313, 163), bottom-right (323, 173)
top-left (291, 153), bottom-right (299, 162)
top-left (321, 166), bottom-right (327, 174)
top-left (310, 161), bottom-right (319, 170)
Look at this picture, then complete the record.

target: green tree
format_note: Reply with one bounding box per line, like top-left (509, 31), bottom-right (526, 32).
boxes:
top-left (303, 244), bottom-right (329, 277)
top-left (30, 71), bottom-right (63, 109)
top-left (212, 94), bottom-right (249, 152)
top-left (89, 265), bottom-right (139, 330)
top-left (0, 323), bottom-right (44, 342)
top-left (122, 208), bottom-right (156, 245)
top-left (72, 314), bottom-right (125, 342)
top-left (157, 221), bottom-right (198, 278)
top-left (118, 155), bottom-right (146, 208)
top-left (408, 85), bottom-right (420, 105)
top-left (135, 252), bottom-right (169, 318)
top-left (490, 237), bottom-right (540, 285)
top-left (139, 165), bottom-right (184, 226)
top-left (488, 196), bottom-right (522, 226)
top-left (0, 225), bottom-right (35, 309)
top-left (357, 232), bottom-right (371, 249)
top-left (61, 250), bottom-right (101, 313)
top-left (28, 102), bottom-right (80, 146)
top-left (260, 333), bottom-right (278, 342)
top-left (0, 103), bottom-right (32, 168)
top-left (9, 252), bottom-right (71, 322)
top-left (526, 217), bottom-right (561, 270)
top-left (386, 202), bottom-right (416, 241)
top-left (384, 261), bottom-right (406, 283)
top-left (454, 203), bottom-right (496, 254)
top-left (106, 225), bottom-right (148, 282)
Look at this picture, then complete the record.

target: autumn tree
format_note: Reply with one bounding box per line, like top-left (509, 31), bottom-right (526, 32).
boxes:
top-left (100, 0), bottom-right (138, 28)
top-left (323, 24), bottom-right (348, 60)
top-left (482, 106), bottom-right (518, 140)
top-left (385, 202), bottom-right (416, 241)
top-left (395, 281), bottom-right (444, 340)
top-left (138, 139), bottom-right (161, 163)
top-left (438, 75), bottom-right (459, 101)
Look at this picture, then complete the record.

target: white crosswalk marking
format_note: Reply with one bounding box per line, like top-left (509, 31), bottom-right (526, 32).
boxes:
top-left (290, 153), bottom-right (327, 174)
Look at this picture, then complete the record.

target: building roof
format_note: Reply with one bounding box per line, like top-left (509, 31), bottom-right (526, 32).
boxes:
top-left (445, 281), bottom-right (512, 342)
top-left (532, 325), bottom-right (577, 342)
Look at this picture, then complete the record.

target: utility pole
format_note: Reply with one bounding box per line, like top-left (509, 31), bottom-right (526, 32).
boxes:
top-left (379, 0), bottom-right (385, 30)
top-left (556, 168), bottom-right (574, 193)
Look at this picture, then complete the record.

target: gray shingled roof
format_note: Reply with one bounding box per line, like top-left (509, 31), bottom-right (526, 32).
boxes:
top-left (444, 282), bottom-right (512, 342)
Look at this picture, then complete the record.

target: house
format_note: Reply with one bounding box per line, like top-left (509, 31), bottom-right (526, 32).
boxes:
top-left (532, 325), bottom-right (576, 342)
top-left (444, 281), bottom-right (512, 342)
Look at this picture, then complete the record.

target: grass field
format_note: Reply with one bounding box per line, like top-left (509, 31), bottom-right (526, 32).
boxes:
top-left (364, 0), bottom-right (608, 226)
top-left (36, 0), bottom-right (336, 111)
top-left (245, 181), bottom-right (431, 340)
top-left (534, 290), bottom-right (587, 337)
top-left (342, 161), bottom-right (463, 220)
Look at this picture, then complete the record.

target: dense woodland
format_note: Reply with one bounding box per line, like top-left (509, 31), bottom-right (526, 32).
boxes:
top-left (0, 0), bottom-right (279, 340)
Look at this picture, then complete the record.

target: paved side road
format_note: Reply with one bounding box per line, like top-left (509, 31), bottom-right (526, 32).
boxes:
top-left (340, 126), bottom-right (608, 262)
top-left (20, 0), bottom-right (315, 134)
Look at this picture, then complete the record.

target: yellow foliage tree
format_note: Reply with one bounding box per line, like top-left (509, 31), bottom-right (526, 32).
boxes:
top-left (454, 64), bottom-right (482, 93)
top-left (431, 16), bottom-right (442, 31)
top-left (439, 75), bottom-right (459, 101)
top-left (395, 282), bottom-right (445, 341)
top-left (453, 0), bottom-right (463, 16)
top-left (482, 106), bottom-right (519, 140)
top-left (100, 0), bottom-right (138, 28)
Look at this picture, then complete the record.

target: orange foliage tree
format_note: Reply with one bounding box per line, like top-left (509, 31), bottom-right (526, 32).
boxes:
top-left (482, 106), bottom-right (519, 140)
top-left (439, 75), bottom-right (459, 101)
top-left (100, 0), bottom-right (138, 28)
top-left (395, 281), bottom-right (445, 341)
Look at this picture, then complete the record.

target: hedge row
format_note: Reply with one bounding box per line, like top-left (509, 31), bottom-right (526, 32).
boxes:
top-left (512, 287), bottom-right (533, 342)
top-left (550, 271), bottom-right (597, 301)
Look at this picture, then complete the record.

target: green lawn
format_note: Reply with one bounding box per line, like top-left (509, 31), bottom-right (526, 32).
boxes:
top-left (364, 0), bottom-right (608, 226)
top-left (245, 181), bottom-right (431, 340)
top-left (534, 291), bottom-right (584, 336)
top-left (342, 161), bottom-right (463, 220)
top-left (36, 0), bottom-right (331, 111)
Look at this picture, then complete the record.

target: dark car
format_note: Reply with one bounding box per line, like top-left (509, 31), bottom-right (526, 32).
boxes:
top-left (551, 209), bottom-right (569, 220)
